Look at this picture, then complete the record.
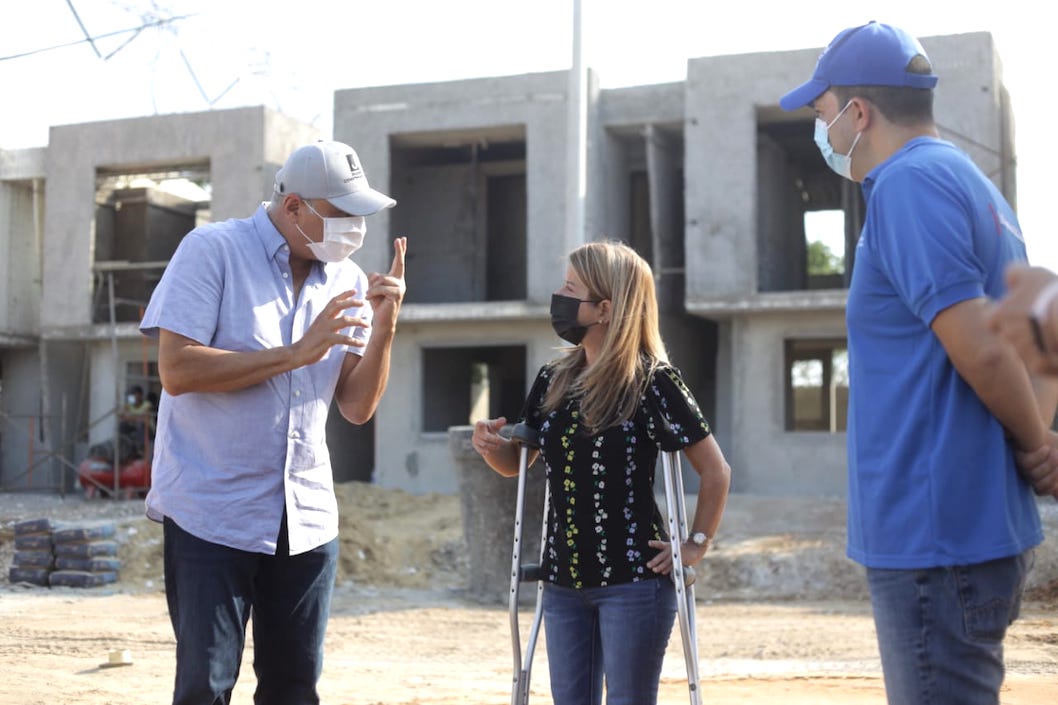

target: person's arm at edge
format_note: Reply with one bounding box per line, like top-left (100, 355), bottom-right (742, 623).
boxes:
top-left (986, 264), bottom-right (1058, 375)
top-left (1030, 374), bottom-right (1058, 429)
top-left (1017, 374), bottom-right (1058, 499)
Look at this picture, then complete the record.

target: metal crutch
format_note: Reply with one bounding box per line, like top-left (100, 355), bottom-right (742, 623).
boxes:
top-left (660, 449), bottom-right (702, 705)
top-left (508, 422), bottom-right (548, 705)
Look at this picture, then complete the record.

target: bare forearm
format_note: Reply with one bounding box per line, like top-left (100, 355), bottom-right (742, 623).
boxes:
top-left (1030, 375), bottom-right (1058, 428)
top-left (336, 328), bottom-right (394, 424)
top-left (691, 463), bottom-right (730, 539)
top-left (956, 346), bottom-right (1048, 450)
top-left (161, 342), bottom-right (298, 396)
top-left (935, 299), bottom-right (1049, 451)
top-left (481, 441), bottom-right (527, 477)
top-left (684, 436), bottom-right (731, 539)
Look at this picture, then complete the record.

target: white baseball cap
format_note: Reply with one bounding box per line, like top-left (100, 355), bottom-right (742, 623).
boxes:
top-left (274, 140), bottom-right (396, 216)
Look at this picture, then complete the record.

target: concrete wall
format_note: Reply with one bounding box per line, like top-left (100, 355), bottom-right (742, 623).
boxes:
top-left (332, 72), bottom-right (577, 494)
top-left (372, 309), bottom-right (554, 494)
top-left (0, 32), bottom-right (1013, 499)
top-left (334, 72), bottom-right (571, 305)
top-left (0, 341), bottom-right (81, 492)
top-left (0, 181), bottom-right (40, 338)
top-left (684, 32), bottom-right (1008, 496)
top-left (684, 32), bottom-right (1007, 305)
top-left (594, 82), bottom-right (684, 246)
top-left (0, 148), bottom-right (45, 341)
top-left (924, 33), bottom-right (1010, 197)
top-left (726, 310), bottom-right (848, 496)
top-left (0, 350), bottom-right (43, 489)
top-left (41, 106), bottom-right (320, 332)
top-left (3, 108), bottom-right (321, 487)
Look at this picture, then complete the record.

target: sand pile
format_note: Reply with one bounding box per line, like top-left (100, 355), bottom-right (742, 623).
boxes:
top-left (3, 485), bottom-right (1056, 603)
top-left (1, 482), bottom-right (466, 594)
top-left (333, 481), bottom-right (465, 589)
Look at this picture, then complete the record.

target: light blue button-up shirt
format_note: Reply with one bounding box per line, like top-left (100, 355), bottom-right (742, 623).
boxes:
top-left (141, 204), bottom-right (371, 555)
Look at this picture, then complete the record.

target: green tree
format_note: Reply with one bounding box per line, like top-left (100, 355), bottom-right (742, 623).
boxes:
top-left (807, 239), bottom-right (843, 275)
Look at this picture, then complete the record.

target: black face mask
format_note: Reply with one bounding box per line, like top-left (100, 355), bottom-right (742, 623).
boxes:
top-left (550, 293), bottom-right (596, 345)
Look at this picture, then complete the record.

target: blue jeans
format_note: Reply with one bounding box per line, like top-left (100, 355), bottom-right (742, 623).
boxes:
top-left (163, 516), bottom-right (338, 705)
top-left (866, 550), bottom-right (1034, 705)
top-left (542, 578), bottom-right (676, 705)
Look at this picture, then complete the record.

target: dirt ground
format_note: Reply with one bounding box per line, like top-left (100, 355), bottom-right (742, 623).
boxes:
top-left (1, 483), bottom-right (1056, 704)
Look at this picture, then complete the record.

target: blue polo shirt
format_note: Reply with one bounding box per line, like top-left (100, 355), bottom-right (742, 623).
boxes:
top-left (140, 204), bottom-right (371, 556)
top-left (845, 137), bottom-right (1043, 569)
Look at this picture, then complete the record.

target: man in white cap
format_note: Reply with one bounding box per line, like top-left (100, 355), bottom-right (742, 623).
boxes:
top-left (780, 21), bottom-right (1058, 705)
top-left (140, 140), bottom-right (406, 704)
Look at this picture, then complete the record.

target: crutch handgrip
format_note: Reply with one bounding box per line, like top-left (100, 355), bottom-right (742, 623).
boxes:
top-left (520, 563), bottom-right (544, 582)
top-left (510, 423), bottom-right (540, 450)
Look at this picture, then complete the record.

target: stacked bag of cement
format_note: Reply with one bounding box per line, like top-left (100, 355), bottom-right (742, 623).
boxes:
top-left (50, 522), bottom-right (121, 587)
top-left (7, 519), bottom-right (121, 588)
top-left (9, 518), bottom-right (56, 586)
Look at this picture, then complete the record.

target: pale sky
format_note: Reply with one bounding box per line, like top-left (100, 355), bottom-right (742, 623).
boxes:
top-left (2, 0), bottom-right (1052, 268)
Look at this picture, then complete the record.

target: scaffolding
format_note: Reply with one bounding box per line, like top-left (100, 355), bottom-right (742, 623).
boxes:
top-left (0, 263), bottom-right (161, 497)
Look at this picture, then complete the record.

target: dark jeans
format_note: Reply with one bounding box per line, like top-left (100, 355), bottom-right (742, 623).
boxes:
top-left (866, 549), bottom-right (1034, 705)
top-left (163, 516), bottom-right (338, 705)
top-left (542, 578), bottom-right (676, 705)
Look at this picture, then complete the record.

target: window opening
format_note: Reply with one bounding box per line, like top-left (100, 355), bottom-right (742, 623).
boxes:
top-left (93, 163), bottom-right (211, 323)
top-left (785, 338), bottom-right (848, 432)
top-left (422, 346), bottom-right (526, 432)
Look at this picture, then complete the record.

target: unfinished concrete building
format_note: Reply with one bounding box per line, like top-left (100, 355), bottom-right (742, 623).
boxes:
top-left (0, 32), bottom-right (1015, 498)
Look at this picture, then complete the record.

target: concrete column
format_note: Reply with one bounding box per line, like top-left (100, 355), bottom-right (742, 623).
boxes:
top-left (449, 425), bottom-right (546, 605)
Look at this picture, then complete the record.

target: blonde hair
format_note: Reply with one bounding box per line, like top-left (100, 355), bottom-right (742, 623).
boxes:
top-left (543, 240), bottom-right (668, 431)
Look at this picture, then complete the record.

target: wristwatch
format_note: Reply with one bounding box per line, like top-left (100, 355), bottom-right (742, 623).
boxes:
top-left (691, 531), bottom-right (711, 547)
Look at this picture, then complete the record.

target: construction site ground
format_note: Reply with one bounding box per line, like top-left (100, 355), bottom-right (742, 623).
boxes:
top-left (1, 484), bottom-right (1056, 704)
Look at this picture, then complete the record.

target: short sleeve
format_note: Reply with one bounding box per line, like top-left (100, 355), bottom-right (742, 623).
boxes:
top-left (139, 228), bottom-right (223, 345)
top-left (642, 364), bottom-right (711, 452)
top-left (870, 164), bottom-right (985, 324)
top-left (517, 363), bottom-right (555, 431)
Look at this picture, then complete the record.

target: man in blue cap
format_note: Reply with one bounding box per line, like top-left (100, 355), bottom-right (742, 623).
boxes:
top-left (780, 21), bottom-right (1058, 705)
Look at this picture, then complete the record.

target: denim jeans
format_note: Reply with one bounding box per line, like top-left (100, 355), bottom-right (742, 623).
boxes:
top-left (542, 578), bottom-right (676, 705)
top-left (866, 549), bottom-right (1034, 705)
top-left (163, 516), bottom-right (338, 705)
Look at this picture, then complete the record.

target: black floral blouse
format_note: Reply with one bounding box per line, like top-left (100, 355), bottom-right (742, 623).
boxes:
top-left (518, 362), bottom-right (711, 589)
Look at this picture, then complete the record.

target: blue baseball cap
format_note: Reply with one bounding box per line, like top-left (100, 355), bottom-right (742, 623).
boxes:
top-left (779, 21), bottom-right (938, 111)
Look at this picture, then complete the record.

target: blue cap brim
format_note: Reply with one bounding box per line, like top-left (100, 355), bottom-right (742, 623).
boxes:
top-left (779, 78), bottom-right (829, 111)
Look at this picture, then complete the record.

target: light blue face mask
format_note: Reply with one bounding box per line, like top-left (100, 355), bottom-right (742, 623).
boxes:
top-left (814, 100), bottom-right (862, 180)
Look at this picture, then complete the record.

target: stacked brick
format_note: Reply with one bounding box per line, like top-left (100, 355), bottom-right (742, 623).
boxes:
top-left (8, 519), bottom-right (121, 588)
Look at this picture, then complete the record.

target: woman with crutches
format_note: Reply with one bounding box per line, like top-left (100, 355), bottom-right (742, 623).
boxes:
top-left (472, 240), bottom-right (731, 705)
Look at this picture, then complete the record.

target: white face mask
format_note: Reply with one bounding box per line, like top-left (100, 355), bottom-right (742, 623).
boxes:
top-left (296, 199), bottom-right (367, 262)
top-left (814, 100), bottom-right (862, 181)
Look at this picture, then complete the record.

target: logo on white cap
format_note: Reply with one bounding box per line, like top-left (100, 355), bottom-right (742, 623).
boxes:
top-left (345, 154), bottom-right (363, 182)
top-left (276, 140), bottom-right (395, 216)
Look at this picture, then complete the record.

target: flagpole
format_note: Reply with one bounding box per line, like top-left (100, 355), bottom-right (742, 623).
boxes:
top-left (566, 0), bottom-right (587, 250)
